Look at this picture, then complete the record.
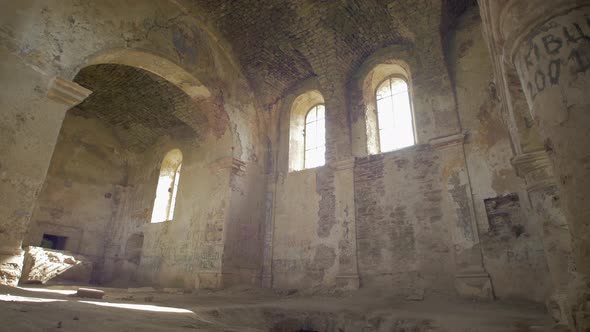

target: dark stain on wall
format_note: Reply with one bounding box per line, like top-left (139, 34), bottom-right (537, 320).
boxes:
top-left (484, 193), bottom-right (524, 240)
top-left (448, 174), bottom-right (474, 242)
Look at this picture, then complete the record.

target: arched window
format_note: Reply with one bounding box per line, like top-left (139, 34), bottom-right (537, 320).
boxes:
top-left (151, 149), bottom-right (182, 223)
top-left (288, 90), bottom-right (325, 171)
top-left (376, 76), bottom-right (415, 152)
top-left (304, 104), bottom-right (326, 169)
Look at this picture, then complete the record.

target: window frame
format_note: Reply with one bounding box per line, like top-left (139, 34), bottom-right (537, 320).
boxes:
top-left (374, 74), bottom-right (416, 153)
top-left (303, 103), bottom-right (326, 169)
top-left (151, 149), bottom-right (183, 223)
top-left (165, 163), bottom-right (182, 221)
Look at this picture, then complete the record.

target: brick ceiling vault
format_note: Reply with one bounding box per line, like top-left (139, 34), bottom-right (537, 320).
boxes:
top-left (189, 0), bottom-right (477, 110)
top-left (72, 64), bottom-right (201, 152)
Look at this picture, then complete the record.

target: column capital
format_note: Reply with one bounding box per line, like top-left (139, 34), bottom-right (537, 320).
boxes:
top-left (512, 150), bottom-right (557, 192)
top-left (46, 77), bottom-right (92, 108)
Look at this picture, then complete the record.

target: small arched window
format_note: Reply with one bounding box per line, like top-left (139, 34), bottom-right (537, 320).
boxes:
top-left (304, 104), bottom-right (326, 169)
top-left (288, 90), bottom-right (325, 171)
top-left (376, 77), bottom-right (415, 152)
top-left (151, 149), bottom-right (182, 223)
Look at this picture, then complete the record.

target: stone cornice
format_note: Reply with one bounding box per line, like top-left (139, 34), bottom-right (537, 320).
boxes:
top-left (512, 150), bottom-right (551, 176)
top-left (512, 150), bottom-right (557, 192)
top-left (46, 77), bottom-right (92, 107)
top-left (429, 132), bottom-right (465, 149)
top-left (329, 158), bottom-right (355, 171)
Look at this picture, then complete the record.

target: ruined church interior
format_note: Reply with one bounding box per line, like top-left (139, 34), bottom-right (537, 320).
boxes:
top-left (1, 0), bottom-right (589, 331)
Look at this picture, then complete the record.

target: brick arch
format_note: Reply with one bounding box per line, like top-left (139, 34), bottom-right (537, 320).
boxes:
top-left (78, 49), bottom-right (233, 146)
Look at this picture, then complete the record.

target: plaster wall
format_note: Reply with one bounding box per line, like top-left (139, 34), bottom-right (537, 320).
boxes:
top-left (108, 134), bottom-right (231, 289)
top-left (268, 5), bottom-right (554, 303)
top-left (2, 0), bottom-right (266, 287)
top-left (446, 7), bottom-right (551, 301)
top-left (272, 168), bottom-right (333, 289)
top-left (222, 162), bottom-right (266, 286)
top-left (25, 115), bottom-right (124, 263)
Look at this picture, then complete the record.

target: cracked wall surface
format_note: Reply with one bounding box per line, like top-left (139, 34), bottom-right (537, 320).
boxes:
top-left (1, 0), bottom-right (580, 315)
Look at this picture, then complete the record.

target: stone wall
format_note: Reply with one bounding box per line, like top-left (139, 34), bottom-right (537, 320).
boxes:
top-left (2, 0), bottom-right (573, 310)
top-left (354, 146), bottom-right (455, 294)
top-left (1, 0), bottom-right (266, 287)
top-left (25, 115), bottom-right (125, 270)
top-left (445, 6), bottom-right (551, 301)
top-left (267, 4), bottom-right (553, 303)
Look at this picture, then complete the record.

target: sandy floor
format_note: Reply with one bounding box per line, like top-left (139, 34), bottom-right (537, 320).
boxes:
top-left (0, 284), bottom-right (567, 331)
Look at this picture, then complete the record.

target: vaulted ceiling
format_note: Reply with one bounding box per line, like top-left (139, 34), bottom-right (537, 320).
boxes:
top-left (190, 0), bottom-right (477, 108)
top-left (72, 64), bottom-right (199, 152)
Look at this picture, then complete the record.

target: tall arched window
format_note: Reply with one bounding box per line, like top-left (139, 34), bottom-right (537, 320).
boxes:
top-left (304, 104), bottom-right (326, 169)
top-left (376, 77), bottom-right (415, 152)
top-left (151, 149), bottom-right (182, 223)
top-left (288, 90), bottom-right (325, 171)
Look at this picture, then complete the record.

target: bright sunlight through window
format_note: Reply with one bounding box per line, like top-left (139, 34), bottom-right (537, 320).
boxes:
top-left (151, 149), bottom-right (182, 223)
top-left (376, 77), bottom-right (415, 152)
top-left (304, 104), bottom-right (326, 169)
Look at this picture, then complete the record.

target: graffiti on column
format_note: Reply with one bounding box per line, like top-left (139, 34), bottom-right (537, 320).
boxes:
top-left (520, 15), bottom-right (590, 101)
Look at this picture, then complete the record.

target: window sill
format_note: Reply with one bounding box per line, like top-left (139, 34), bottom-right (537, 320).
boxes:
top-left (144, 220), bottom-right (172, 228)
top-left (287, 164), bottom-right (327, 174)
top-left (370, 143), bottom-right (423, 157)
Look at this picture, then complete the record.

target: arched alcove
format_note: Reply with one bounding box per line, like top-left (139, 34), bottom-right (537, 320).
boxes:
top-left (24, 61), bottom-right (205, 282)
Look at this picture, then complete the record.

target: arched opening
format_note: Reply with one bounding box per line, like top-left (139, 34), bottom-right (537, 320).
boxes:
top-left (23, 63), bottom-right (203, 285)
top-left (151, 149), bottom-right (183, 223)
top-left (375, 76), bottom-right (415, 152)
top-left (289, 90), bottom-right (326, 171)
top-left (304, 104), bottom-right (326, 169)
top-left (360, 62), bottom-right (416, 155)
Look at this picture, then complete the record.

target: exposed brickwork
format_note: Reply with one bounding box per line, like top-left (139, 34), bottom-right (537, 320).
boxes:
top-left (441, 0), bottom-right (478, 34)
top-left (315, 167), bottom-right (336, 238)
top-left (191, 0), bottom-right (430, 108)
top-left (72, 64), bottom-right (201, 151)
top-left (353, 146), bottom-right (454, 291)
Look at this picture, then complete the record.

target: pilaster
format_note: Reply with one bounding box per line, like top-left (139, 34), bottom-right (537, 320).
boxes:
top-left (430, 133), bottom-right (493, 300)
top-left (330, 158), bottom-right (360, 290)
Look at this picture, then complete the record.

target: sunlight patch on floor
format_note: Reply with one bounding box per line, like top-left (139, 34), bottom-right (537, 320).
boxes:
top-left (0, 294), bottom-right (68, 303)
top-left (78, 300), bottom-right (194, 313)
top-left (17, 287), bottom-right (77, 295)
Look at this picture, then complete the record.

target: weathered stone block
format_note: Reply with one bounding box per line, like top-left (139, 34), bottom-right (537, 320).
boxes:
top-left (0, 249), bottom-right (24, 286)
top-left (20, 246), bottom-right (93, 284)
top-left (75, 287), bottom-right (104, 299)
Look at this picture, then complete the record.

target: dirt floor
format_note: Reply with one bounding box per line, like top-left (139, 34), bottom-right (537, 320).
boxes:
top-left (0, 284), bottom-right (568, 331)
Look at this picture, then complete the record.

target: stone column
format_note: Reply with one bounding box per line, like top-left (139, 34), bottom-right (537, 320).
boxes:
top-left (322, 76), bottom-right (360, 290)
top-left (499, 1), bottom-right (590, 328)
top-left (513, 150), bottom-right (575, 323)
top-left (0, 76), bottom-right (91, 285)
top-left (330, 158), bottom-right (360, 290)
top-left (430, 133), bottom-right (493, 299)
top-left (206, 157), bottom-right (245, 289)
